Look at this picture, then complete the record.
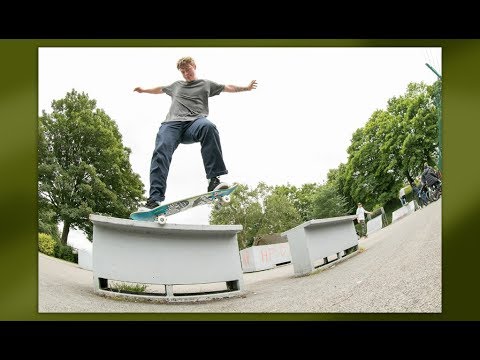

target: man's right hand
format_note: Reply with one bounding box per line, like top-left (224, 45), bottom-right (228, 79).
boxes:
top-left (248, 80), bottom-right (258, 91)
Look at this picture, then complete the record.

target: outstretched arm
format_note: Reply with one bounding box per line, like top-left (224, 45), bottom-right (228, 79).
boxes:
top-left (134, 86), bottom-right (164, 94)
top-left (223, 80), bottom-right (257, 93)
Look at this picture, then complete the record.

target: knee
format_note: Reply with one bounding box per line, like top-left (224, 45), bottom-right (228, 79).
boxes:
top-left (195, 117), bottom-right (215, 129)
top-left (154, 140), bottom-right (177, 155)
top-left (196, 119), bottom-right (219, 140)
top-left (201, 120), bottom-right (217, 134)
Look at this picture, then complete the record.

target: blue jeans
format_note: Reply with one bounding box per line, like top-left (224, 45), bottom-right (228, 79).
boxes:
top-left (149, 117), bottom-right (228, 201)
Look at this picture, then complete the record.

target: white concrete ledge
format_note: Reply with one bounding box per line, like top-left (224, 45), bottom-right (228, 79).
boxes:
top-left (392, 201), bottom-right (416, 223)
top-left (367, 215), bottom-right (383, 235)
top-left (77, 247), bottom-right (92, 271)
top-left (282, 215), bottom-right (358, 276)
top-left (90, 214), bottom-right (244, 302)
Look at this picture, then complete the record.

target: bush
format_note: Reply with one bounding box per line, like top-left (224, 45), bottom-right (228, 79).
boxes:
top-left (54, 242), bottom-right (78, 263)
top-left (38, 233), bottom-right (56, 256)
top-left (38, 219), bottom-right (60, 242)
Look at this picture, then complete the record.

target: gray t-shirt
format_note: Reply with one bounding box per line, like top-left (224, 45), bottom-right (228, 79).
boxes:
top-left (162, 79), bottom-right (225, 122)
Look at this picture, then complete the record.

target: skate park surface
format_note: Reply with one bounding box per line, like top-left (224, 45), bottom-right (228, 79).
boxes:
top-left (39, 199), bottom-right (441, 314)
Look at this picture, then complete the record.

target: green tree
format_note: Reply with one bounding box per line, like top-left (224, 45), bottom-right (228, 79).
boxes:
top-left (310, 182), bottom-right (350, 219)
top-left (345, 110), bottom-right (399, 208)
top-left (386, 81), bottom-right (439, 185)
top-left (257, 189), bottom-right (302, 237)
top-left (341, 81), bottom-right (438, 209)
top-left (38, 197), bottom-right (60, 241)
top-left (38, 90), bottom-right (145, 244)
top-left (211, 183), bottom-right (303, 249)
top-left (274, 183), bottom-right (320, 222)
top-left (210, 183), bottom-right (264, 249)
top-left (327, 165), bottom-right (356, 213)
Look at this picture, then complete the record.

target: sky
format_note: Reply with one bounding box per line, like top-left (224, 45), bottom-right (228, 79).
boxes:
top-left (38, 47), bottom-right (441, 248)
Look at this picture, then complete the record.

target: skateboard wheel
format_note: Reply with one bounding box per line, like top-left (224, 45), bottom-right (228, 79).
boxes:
top-left (221, 195), bottom-right (231, 203)
top-left (214, 203), bottom-right (223, 211)
top-left (157, 215), bottom-right (167, 225)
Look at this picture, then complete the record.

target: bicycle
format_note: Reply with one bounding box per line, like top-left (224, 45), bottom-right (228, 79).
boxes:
top-left (427, 181), bottom-right (442, 202)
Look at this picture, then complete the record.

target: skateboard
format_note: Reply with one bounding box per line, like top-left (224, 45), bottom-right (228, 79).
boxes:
top-left (129, 185), bottom-right (238, 224)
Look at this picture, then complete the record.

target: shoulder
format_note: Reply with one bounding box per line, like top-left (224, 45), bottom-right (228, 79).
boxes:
top-left (204, 79), bottom-right (223, 86)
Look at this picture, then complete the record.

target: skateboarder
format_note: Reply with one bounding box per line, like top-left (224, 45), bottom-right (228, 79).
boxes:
top-left (134, 56), bottom-right (257, 211)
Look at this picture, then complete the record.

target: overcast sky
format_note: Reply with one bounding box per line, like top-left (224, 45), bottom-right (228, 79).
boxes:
top-left (38, 47), bottom-right (441, 247)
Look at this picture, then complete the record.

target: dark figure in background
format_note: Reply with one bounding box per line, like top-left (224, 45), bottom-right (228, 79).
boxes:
top-left (421, 162), bottom-right (442, 201)
top-left (413, 184), bottom-right (428, 208)
top-left (421, 162), bottom-right (441, 189)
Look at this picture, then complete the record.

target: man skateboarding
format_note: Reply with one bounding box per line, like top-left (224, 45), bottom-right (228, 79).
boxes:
top-left (134, 56), bottom-right (257, 212)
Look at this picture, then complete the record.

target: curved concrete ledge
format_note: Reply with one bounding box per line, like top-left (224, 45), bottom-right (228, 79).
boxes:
top-left (89, 214), bottom-right (244, 302)
top-left (90, 214), bottom-right (242, 234)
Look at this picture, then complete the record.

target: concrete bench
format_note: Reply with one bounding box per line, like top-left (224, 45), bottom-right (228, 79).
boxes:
top-left (281, 215), bottom-right (358, 276)
top-left (392, 200), bottom-right (416, 223)
top-left (240, 242), bottom-right (291, 273)
top-left (367, 215), bottom-right (384, 235)
top-left (77, 246), bottom-right (92, 271)
top-left (89, 214), bottom-right (244, 302)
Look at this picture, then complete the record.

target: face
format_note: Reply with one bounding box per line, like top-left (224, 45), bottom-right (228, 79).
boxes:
top-left (179, 64), bottom-right (197, 82)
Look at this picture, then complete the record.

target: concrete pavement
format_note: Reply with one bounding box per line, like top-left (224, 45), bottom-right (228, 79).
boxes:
top-left (39, 198), bottom-right (441, 313)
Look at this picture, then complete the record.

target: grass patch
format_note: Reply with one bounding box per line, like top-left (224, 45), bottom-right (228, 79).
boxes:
top-left (110, 281), bottom-right (148, 294)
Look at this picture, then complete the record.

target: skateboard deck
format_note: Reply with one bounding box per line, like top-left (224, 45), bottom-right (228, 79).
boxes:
top-left (129, 185), bottom-right (238, 224)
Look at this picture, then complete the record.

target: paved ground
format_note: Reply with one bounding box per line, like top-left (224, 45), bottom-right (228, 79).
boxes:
top-left (39, 199), bottom-right (441, 313)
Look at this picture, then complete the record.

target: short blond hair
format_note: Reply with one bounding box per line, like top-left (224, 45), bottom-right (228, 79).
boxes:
top-left (177, 56), bottom-right (195, 69)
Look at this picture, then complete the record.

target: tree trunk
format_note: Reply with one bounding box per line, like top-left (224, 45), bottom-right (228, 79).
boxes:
top-left (61, 221), bottom-right (70, 245)
top-left (406, 172), bottom-right (415, 187)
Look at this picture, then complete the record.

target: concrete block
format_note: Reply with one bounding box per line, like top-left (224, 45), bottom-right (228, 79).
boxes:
top-left (240, 242), bottom-right (291, 273)
top-left (282, 215), bottom-right (358, 276)
top-left (77, 246), bottom-right (92, 271)
top-left (89, 214), bottom-right (244, 302)
top-left (392, 201), bottom-right (416, 223)
top-left (367, 215), bottom-right (383, 235)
